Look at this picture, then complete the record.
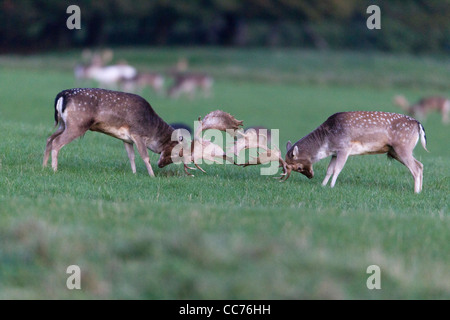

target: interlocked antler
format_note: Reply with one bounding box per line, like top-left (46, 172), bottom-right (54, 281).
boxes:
top-left (230, 127), bottom-right (291, 181)
top-left (184, 110), bottom-right (289, 178)
top-left (184, 110), bottom-right (243, 175)
top-left (228, 129), bottom-right (268, 156)
top-left (233, 130), bottom-right (291, 181)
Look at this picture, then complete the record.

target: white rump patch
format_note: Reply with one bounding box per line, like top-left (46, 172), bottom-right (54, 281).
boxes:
top-left (56, 97), bottom-right (68, 123)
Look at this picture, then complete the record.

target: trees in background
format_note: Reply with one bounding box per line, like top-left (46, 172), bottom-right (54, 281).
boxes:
top-left (1, 0), bottom-right (449, 53)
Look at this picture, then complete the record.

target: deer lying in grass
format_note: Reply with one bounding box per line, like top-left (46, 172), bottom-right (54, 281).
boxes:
top-left (43, 88), bottom-right (265, 176)
top-left (279, 112), bottom-right (428, 193)
top-left (394, 95), bottom-right (449, 124)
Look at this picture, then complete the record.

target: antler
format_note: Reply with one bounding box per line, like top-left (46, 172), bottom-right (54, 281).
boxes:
top-left (276, 158), bottom-right (292, 181)
top-left (228, 129), bottom-right (269, 157)
top-left (184, 110), bottom-right (243, 175)
top-left (236, 138), bottom-right (293, 181)
top-left (184, 110), bottom-right (291, 179)
top-left (194, 110), bottom-right (243, 140)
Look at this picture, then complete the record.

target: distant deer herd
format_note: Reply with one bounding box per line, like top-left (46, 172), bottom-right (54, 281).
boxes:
top-left (75, 50), bottom-right (213, 99)
top-left (42, 49), bottom-right (448, 194)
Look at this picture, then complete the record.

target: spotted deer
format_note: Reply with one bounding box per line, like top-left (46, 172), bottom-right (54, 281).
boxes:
top-left (74, 50), bottom-right (137, 89)
top-left (279, 112), bottom-right (428, 193)
top-left (121, 72), bottom-right (165, 95)
top-left (43, 88), bottom-right (178, 176)
top-left (394, 95), bottom-right (449, 124)
top-left (43, 89), bottom-right (246, 176)
top-left (168, 73), bottom-right (213, 99)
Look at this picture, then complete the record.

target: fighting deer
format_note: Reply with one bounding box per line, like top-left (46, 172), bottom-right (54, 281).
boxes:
top-left (183, 111), bottom-right (282, 175)
top-left (43, 88), bottom-right (251, 176)
top-left (43, 88), bottom-right (180, 176)
top-left (278, 112), bottom-right (428, 193)
top-left (168, 73), bottom-right (213, 99)
top-left (394, 95), bottom-right (449, 124)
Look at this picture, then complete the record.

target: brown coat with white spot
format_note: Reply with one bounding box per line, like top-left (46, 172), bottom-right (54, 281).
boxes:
top-left (282, 111), bottom-right (428, 193)
top-left (43, 88), bottom-right (177, 176)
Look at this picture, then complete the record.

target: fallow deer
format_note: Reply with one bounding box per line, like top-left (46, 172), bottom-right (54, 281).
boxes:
top-left (394, 95), bottom-right (449, 124)
top-left (43, 88), bottom-right (182, 176)
top-left (168, 73), bottom-right (213, 99)
top-left (121, 72), bottom-right (165, 95)
top-left (43, 89), bottom-right (252, 176)
top-left (279, 111), bottom-right (428, 193)
top-left (74, 49), bottom-right (137, 89)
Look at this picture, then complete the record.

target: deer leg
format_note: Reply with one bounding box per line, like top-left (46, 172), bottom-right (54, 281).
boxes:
top-left (403, 157), bottom-right (423, 193)
top-left (330, 151), bottom-right (350, 188)
top-left (123, 142), bottom-right (136, 174)
top-left (442, 100), bottom-right (450, 124)
top-left (50, 126), bottom-right (88, 172)
top-left (322, 155), bottom-right (337, 186)
top-left (414, 159), bottom-right (424, 193)
top-left (43, 125), bottom-right (65, 167)
top-left (133, 137), bottom-right (155, 177)
top-left (390, 147), bottom-right (423, 193)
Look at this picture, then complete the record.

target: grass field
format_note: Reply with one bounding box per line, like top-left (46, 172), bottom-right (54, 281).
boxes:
top-left (0, 48), bottom-right (449, 299)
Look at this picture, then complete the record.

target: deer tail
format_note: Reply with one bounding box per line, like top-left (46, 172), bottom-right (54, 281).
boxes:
top-left (418, 122), bottom-right (429, 152)
top-left (54, 91), bottom-right (68, 127)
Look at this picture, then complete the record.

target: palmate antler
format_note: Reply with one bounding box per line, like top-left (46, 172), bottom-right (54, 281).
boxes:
top-left (237, 141), bottom-right (292, 181)
top-left (231, 128), bottom-right (294, 181)
top-left (182, 110), bottom-right (242, 175)
top-left (227, 127), bottom-right (292, 180)
top-left (228, 129), bottom-right (268, 156)
top-left (183, 110), bottom-right (290, 178)
top-left (195, 110), bottom-right (243, 139)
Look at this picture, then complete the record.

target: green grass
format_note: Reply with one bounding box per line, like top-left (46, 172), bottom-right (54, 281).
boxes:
top-left (0, 48), bottom-right (449, 299)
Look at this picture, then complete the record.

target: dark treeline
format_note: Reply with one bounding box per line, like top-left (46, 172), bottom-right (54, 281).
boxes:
top-left (1, 0), bottom-right (449, 53)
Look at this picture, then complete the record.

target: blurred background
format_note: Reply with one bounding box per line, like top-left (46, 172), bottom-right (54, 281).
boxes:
top-left (1, 0), bottom-right (449, 54)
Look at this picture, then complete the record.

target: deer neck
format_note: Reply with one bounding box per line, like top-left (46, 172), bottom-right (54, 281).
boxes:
top-left (297, 126), bottom-right (330, 163)
top-left (144, 119), bottom-right (175, 154)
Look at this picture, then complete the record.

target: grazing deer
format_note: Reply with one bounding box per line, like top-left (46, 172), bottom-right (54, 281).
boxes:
top-left (74, 49), bottom-right (137, 89)
top-left (168, 73), bottom-right (213, 99)
top-left (394, 95), bottom-right (449, 124)
top-left (121, 72), bottom-right (165, 95)
top-left (43, 88), bottom-right (178, 176)
top-left (279, 112), bottom-right (428, 193)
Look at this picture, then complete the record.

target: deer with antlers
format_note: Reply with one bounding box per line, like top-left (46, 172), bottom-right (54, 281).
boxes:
top-left (278, 111), bottom-right (428, 193)
top-left (43, 88), bottom-right (279, 176)
top-left (394, 95), bottom-right (449, 124)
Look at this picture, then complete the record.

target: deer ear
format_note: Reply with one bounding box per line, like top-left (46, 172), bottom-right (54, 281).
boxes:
top-left (293, 146), bottom-right (299, 159)
top-left (286, 140), bottom-right (292, 152)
